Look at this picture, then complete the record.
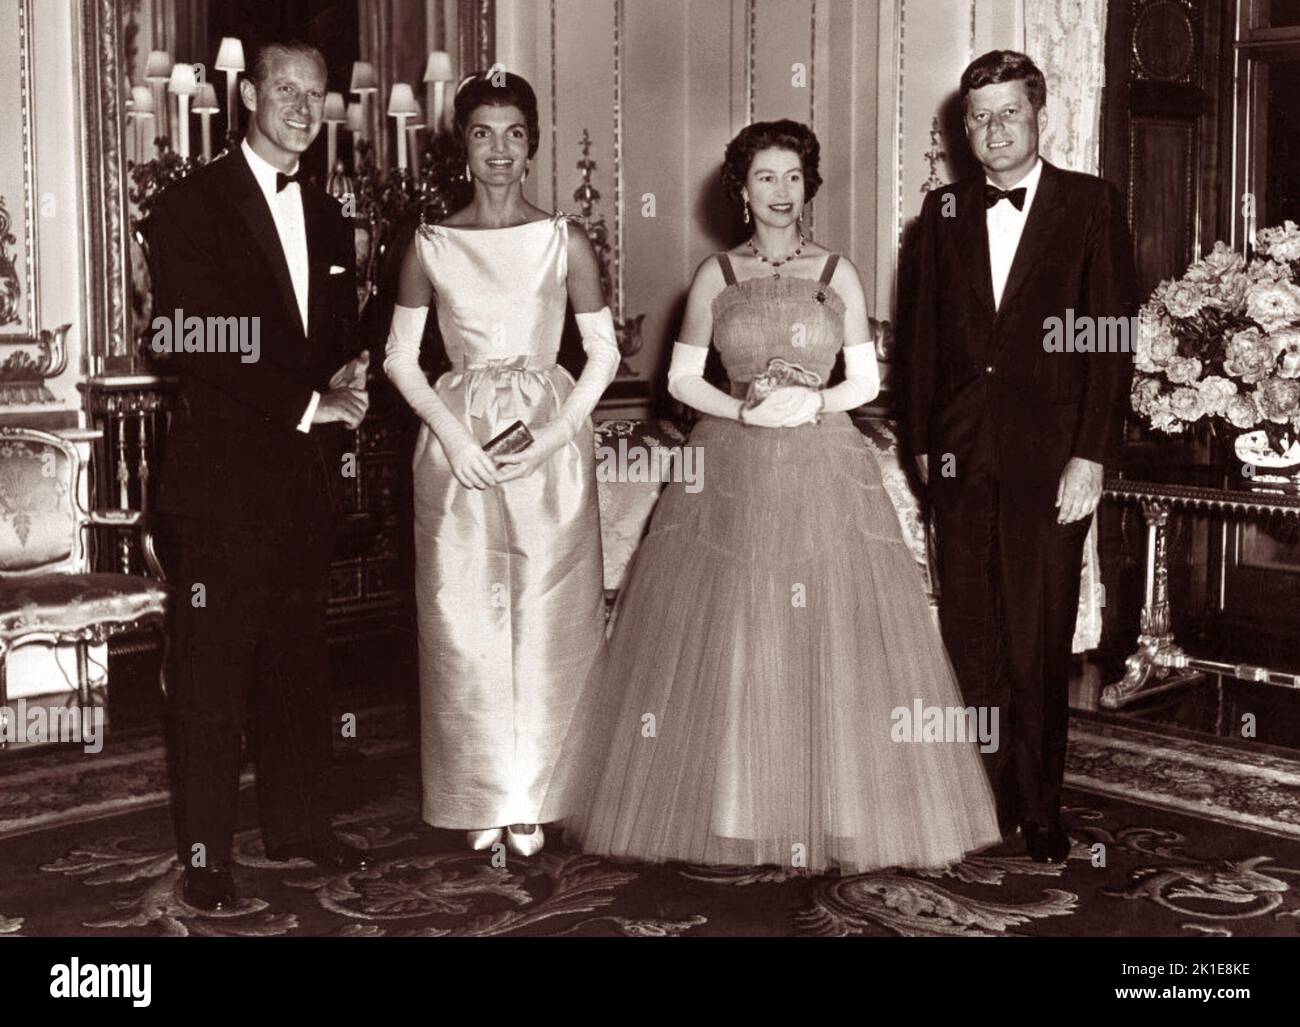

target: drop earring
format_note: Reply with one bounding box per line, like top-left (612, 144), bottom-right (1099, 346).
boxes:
top-left (742, 201), bottom-right (750, 225)
top-left (522, 160), bottom-right (529, 182)
top-left (465, 161), bottom-right (472, 182)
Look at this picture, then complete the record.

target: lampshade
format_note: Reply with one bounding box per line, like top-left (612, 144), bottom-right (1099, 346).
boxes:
top-left (386, 82), bottom-right (419, 117)
top-left (423, 50), bottom-right (454, 83)
top-left (323, 91), bottom-right (346, 122)
top-left (130, 84), bottom-right (155, 116)
top-left (144, 50), bottom-right (173, 82)
top-left (350, 61), bottom-right (379, 94)
top-left (192, 82), bottom-right (219, 114)
top-left (168, 63), bottom-right (199, 95)
top-left (406, 99), bottom-right (426, 130)
top-left (214, 36), bottom-right (246, 73)
top-left (346, 102), bottom-right (364, 132)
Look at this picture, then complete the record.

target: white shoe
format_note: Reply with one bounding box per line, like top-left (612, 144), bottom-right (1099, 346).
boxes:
top-left (466, 828), bottom-right (503, 851)
top-left (505, 823), bottom-right (544, 857)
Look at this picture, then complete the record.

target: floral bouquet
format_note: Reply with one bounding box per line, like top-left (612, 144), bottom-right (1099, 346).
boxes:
top-left (1132, 221), bottom-right (1300, 469)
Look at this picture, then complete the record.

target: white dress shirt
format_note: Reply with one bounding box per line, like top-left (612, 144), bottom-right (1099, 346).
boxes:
top-left (985, 156), bottom-right (1043, 310)
top-left (241, 139), bottom-right (319, 432)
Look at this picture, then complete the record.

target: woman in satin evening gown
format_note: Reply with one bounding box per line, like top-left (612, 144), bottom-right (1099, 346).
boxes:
top-left (541, 120), bottom-right (1002, 874)
top-left (384, 72), bottom-right (618, 857)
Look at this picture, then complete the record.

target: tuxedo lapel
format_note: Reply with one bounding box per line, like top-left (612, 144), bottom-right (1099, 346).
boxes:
top-left (996, 161), bottom-right (1068, 320)
top-left (956, 177), bottom-right (996, 318)
top-left (225, 149), bottom-right (307, 338)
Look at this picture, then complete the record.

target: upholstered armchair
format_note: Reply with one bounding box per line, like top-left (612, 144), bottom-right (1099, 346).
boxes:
top-left (0, 427), bottom-right (167, 739)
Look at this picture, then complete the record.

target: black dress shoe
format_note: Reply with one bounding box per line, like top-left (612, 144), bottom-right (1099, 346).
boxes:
top-left (182, 865), bottom-right (237, 912)
top-left (267, 835), bottom-right (371, 870)
top-left (1023, 823), bottom-right (1071, 864)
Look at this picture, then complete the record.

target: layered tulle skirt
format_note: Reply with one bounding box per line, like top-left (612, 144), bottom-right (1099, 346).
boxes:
top-left (540, 412), bottom-right (1001, 873)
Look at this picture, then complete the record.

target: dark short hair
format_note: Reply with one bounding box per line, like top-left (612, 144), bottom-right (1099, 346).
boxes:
top-left (721, 119), bottom-right (822, 203)
top-left (248, 38), bottom-right (327, 88)
top-left (960, 50), bottom-right (1046, 112)
top-left (454, 69), bottom-right (540, 159)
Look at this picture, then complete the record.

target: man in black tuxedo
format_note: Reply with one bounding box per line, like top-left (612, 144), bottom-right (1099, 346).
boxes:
top-left (147, 38), bottom-right (371, 910)
top-left (901, 51), bottom-right (1137, 862)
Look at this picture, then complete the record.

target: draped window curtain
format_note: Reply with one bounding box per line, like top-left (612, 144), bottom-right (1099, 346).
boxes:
top-left (1025, 0), bottom-right (1108, 177)
top-left (1024, 0), bottom-right (1110, 652)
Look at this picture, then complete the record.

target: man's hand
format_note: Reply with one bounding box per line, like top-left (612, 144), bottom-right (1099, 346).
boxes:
top-left (1056, 456), bottom-right (1102, 524)
top-left (313, 387), bottom-right (369, 430)
top-left (915, 453), bottom-right (929, 485)
top-left (329, 350), bottom-right (370, 391)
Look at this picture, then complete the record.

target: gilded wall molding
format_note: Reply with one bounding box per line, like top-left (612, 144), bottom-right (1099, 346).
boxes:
top-left (80, 0), bottom-right (133, 371)
top-left (747, 0), bottom-right (756, 126)
top-left (613, 0), bottom-right (624, 319)
top-left (549, 0), bottom-right (558, 211)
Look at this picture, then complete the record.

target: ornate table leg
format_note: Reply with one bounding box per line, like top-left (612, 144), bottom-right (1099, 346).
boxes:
top-left (1101, 499), bottom-right (1203, 709)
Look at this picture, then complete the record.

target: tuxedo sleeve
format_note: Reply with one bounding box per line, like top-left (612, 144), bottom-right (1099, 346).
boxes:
top-left (901, 188), bottom-right (942, 458)
top-left (1073, 180), bottom-right (1138, 464)
top-left (146, 185), bottom-right (316, 431)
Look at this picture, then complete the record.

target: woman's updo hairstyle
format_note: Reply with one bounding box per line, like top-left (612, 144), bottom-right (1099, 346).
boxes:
top-left (721, 119), bottom-right (823, 203)
top-left (453, 68), bottom-right (540, 159)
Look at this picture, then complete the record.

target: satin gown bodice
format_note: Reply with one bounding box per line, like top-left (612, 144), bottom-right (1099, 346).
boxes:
top-left (416, 215), bottom-right (571, 369)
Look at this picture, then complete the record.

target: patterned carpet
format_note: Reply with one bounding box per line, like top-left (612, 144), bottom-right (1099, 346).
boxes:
top-left (2, 715), bottom-right (1300, 937)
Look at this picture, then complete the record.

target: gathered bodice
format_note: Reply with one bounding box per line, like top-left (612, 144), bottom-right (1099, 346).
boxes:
top-left (415, 214), bottom-right (572, 368)
top-left (710, 257), bottom-right (846, 390)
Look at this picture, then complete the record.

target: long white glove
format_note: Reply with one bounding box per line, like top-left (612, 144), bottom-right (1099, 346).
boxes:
top-left (666, 342), bottom-right (744, 420)
top-left (743, 386), bottom-right (821, 427)
top-left (748, 344), bottom-right (878, 426)
top-left (820, 343), bottom-right (881, 412)
top-left (383, 303), bottom-right (498, 489)
top-left (555, 306), bottom-right (621, 440)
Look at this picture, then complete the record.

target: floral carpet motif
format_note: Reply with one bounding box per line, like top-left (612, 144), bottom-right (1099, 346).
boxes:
top-left (2, 757), bottom-right (1299, 937)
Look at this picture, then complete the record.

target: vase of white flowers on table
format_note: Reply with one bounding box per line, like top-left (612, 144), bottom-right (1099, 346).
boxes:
top-left (1132, 220), bottom-right (1300, 486)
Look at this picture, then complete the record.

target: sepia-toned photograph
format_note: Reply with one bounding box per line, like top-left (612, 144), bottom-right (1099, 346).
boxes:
top-left (0, 0), bottom-right (1296, 1003)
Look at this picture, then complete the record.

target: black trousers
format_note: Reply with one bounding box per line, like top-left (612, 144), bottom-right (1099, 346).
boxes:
top-left (159, 514), bottom-right (336, 867)
top-left (933, 469), bottom-right (1090, 833)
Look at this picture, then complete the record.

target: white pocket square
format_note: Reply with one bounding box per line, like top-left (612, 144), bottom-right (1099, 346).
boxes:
top-left (329, 264), bottom-right (347, 275)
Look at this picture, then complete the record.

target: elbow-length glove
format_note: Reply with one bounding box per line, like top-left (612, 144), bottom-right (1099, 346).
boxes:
top-left (530, 305), bottom-right (621, 460)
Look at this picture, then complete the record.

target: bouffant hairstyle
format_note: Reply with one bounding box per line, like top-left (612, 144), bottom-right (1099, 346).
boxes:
top-left (721, 119), bottom-right (822, 205)
top-left (960, 50), bottom-right (1047, 112)
top-left (453, 69), bottom-right (540, 158)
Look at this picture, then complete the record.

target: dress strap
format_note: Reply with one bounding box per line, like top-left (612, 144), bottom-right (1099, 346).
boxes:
top-left (717, 253), bottom-right (738, 286)
top-left (818, 253), bottom-right (840, 286)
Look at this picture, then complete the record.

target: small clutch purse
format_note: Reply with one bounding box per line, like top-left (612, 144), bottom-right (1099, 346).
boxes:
top-left (483, 419), bottom-right (534, 456)
top-left (743, 357), bottom-right (824, 410)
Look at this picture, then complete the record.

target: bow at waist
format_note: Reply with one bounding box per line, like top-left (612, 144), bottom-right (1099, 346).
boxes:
top-left (449, 354), bottom-right (564, 425)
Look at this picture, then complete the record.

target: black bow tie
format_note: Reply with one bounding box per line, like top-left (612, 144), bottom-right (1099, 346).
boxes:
top-left (985, 185), bottom-right (1027, 211)
top-left (275, 170), bottom-right (302, 192)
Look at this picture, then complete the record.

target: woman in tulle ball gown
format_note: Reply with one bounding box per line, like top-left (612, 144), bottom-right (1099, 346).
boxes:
top-left (541, 120), bottom-right (1002, 874)
top-left (384, 71), bottom-right (618, 857)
